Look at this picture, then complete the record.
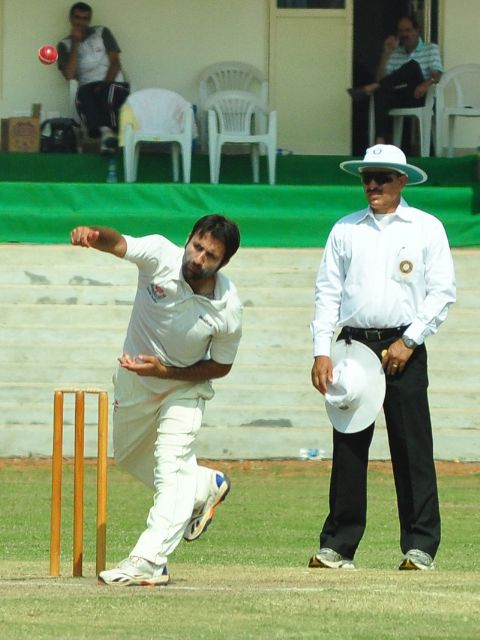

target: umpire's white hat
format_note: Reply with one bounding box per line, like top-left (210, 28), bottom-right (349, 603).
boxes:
top-left (325, 339), bottom-right (386, 434)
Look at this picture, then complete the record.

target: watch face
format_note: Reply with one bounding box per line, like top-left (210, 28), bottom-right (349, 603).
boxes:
top-left (403, 336), bottom-right (416, 348)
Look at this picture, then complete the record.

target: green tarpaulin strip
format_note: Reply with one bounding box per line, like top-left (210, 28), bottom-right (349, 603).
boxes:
top-left (0, 151), bottom-right (477, 185)
top-left (0, 152), bottom-right (478, 247)
top-left (0, 182), bottom-right (478, 247)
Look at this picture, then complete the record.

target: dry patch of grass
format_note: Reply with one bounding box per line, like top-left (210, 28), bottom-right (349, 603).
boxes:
top-left (0, 563), bottom-right (479, 640)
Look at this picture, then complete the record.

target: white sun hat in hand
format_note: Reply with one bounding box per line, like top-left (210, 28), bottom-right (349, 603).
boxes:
top-left (325, 339), bottom-right (386, 434)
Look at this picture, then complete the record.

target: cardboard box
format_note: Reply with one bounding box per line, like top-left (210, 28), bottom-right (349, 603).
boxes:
top-left (1, 104), bottom-right (41, 152)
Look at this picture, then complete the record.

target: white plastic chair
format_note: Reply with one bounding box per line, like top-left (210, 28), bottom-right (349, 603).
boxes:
top-left (119, 89), bottom-right (194, 183)
top-left (205, 90), bottom-right (277, 185)
top-left (434, 64), bottom-right (480, 157)
top-left (368, 85), bottom-right (436, 157)
top-left (198, 61), bottom-right (268, 152)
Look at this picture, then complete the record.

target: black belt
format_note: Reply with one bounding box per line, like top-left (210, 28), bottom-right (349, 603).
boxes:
top-left (343, 325), bottom-right (409, 341)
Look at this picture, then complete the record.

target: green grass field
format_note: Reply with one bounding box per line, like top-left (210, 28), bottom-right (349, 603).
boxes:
top-left (0, 459), bottom-right (479, 639)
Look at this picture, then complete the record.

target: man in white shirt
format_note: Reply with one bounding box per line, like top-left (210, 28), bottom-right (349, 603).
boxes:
top-left (310, 145), bottom-right (456, 571)
top-left (70, 215), bottom-right (242, 586)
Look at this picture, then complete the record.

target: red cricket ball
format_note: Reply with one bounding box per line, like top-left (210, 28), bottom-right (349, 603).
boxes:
top-left (38, 44), bottom-right (58, 65)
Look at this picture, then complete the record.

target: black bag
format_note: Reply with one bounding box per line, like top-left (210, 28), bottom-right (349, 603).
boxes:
top-left (40, 118), bottom-right (79, 153)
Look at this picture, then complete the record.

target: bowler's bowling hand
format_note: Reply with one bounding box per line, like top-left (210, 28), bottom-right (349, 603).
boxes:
top-left (70, 226), bottom-right (100, 248)
top-left (118, 353), bottom-right (169, 378)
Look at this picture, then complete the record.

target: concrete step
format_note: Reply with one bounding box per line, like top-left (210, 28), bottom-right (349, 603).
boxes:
top-left (0, 244), bottom-right (321, 269)
top-left (1, 304), bottom-right (477, 333)
top-left (1, 420), bottom-right (479, 461)
top-left (1, 344), bottom-right (474, 377)
top-left (2, 244), bottom-right (476, 275)
top-left (0, 386), bottom-right (477, 428)
top-left (1, 284), bottom-right (479, 309)
top-left (2, 326), bottom-right (479, 353)
top-left (0, 268), bottom-right (320, 290)
top-left (0, 268), bottom-right (134, 286)
top-left (0, 284), bottom-right (315, 308)
top-left (0, 359), bottom-right (474, 388)
top-left (0, 343), bottom-right (312, 368)
top-left (1, 304), bottom-right (316, 325)
top-left (0, 285), bottom-right (136, 305)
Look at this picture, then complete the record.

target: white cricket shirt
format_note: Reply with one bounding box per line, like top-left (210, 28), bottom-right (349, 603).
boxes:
top-left (122, 234), bottom-right (243, 393)
top-left (311, 198), bottom-right (456, 357)
top-left (59, 26), bottom-right (125, 86)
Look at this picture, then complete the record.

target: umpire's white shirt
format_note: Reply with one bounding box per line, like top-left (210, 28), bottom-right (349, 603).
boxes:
top-left (122, 234), bottom-right (243, 393)
top-left (311, 198), bottom-right (456, 357)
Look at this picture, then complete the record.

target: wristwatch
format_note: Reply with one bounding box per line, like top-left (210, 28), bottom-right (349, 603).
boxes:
top-left (402, 335), bottom-right (418, 350)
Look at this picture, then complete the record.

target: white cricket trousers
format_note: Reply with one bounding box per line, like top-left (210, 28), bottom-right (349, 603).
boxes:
top-left (112, 366), bottom-right (216, 566)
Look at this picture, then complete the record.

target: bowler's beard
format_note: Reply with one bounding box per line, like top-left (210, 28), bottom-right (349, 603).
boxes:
top-left (181, 255), bottom-right (217, 283)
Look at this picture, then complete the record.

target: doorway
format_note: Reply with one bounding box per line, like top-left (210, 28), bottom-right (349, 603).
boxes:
top-left (351, 0), bottom-right (439, 155)
top-left (269, 1), bottom-right (353, 154)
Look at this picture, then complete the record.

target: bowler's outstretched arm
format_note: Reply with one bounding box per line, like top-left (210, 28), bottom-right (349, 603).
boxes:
top-left (70, 226), bottom-right (127, 257)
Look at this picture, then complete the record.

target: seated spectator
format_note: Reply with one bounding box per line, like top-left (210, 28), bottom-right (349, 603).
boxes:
top-left (57, 2), bottom-right (130, 153)
top-left (348, 15), bottom-right (442, 145)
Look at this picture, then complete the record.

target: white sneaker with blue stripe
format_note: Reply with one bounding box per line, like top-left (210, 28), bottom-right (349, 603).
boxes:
top-left (98, 556), bottom-right (169, 586)
top-left (183, 472), bottom-right (231, 542)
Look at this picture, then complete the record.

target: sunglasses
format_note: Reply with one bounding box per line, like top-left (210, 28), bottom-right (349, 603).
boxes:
top-left (361, 172), bottom-right (397, 185)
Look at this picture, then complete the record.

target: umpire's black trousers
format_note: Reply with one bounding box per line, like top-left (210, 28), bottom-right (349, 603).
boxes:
top-left (319, 329), bottom-right (441, 560)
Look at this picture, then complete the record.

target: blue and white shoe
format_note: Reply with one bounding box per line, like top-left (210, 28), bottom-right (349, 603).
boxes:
top-left (183, 472), bottom-right (231, 542)
top-left (98, 556), bottom-right (169, 586)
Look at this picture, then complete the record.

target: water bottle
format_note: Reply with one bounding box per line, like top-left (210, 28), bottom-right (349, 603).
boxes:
top-left (106, 158), bottom-right (118, 183)
top-left (299, 448), bottom-right (324, 461)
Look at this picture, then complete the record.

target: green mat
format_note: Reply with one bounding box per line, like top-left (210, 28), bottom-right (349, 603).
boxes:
top-left (0, 151), bottom-right (477, 185)
top-left (0, 152), bottom-right (478, 247)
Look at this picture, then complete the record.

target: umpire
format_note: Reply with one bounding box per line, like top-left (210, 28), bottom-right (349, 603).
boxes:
top-left (310, 145), bottom-right (456, 571)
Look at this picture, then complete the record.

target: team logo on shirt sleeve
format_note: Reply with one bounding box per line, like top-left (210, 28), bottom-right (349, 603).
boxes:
top-left (147, 284), bottom-right (167, 302)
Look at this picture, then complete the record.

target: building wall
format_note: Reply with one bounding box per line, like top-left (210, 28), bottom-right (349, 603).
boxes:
top-left (269, 2), bottom-right (352, 154)
top-left (0, 0), bottom-right (268, 120)
top-left (439, 0), bottom-right (480, 152)
top-left (0, 0), bottom-right (478, 154)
